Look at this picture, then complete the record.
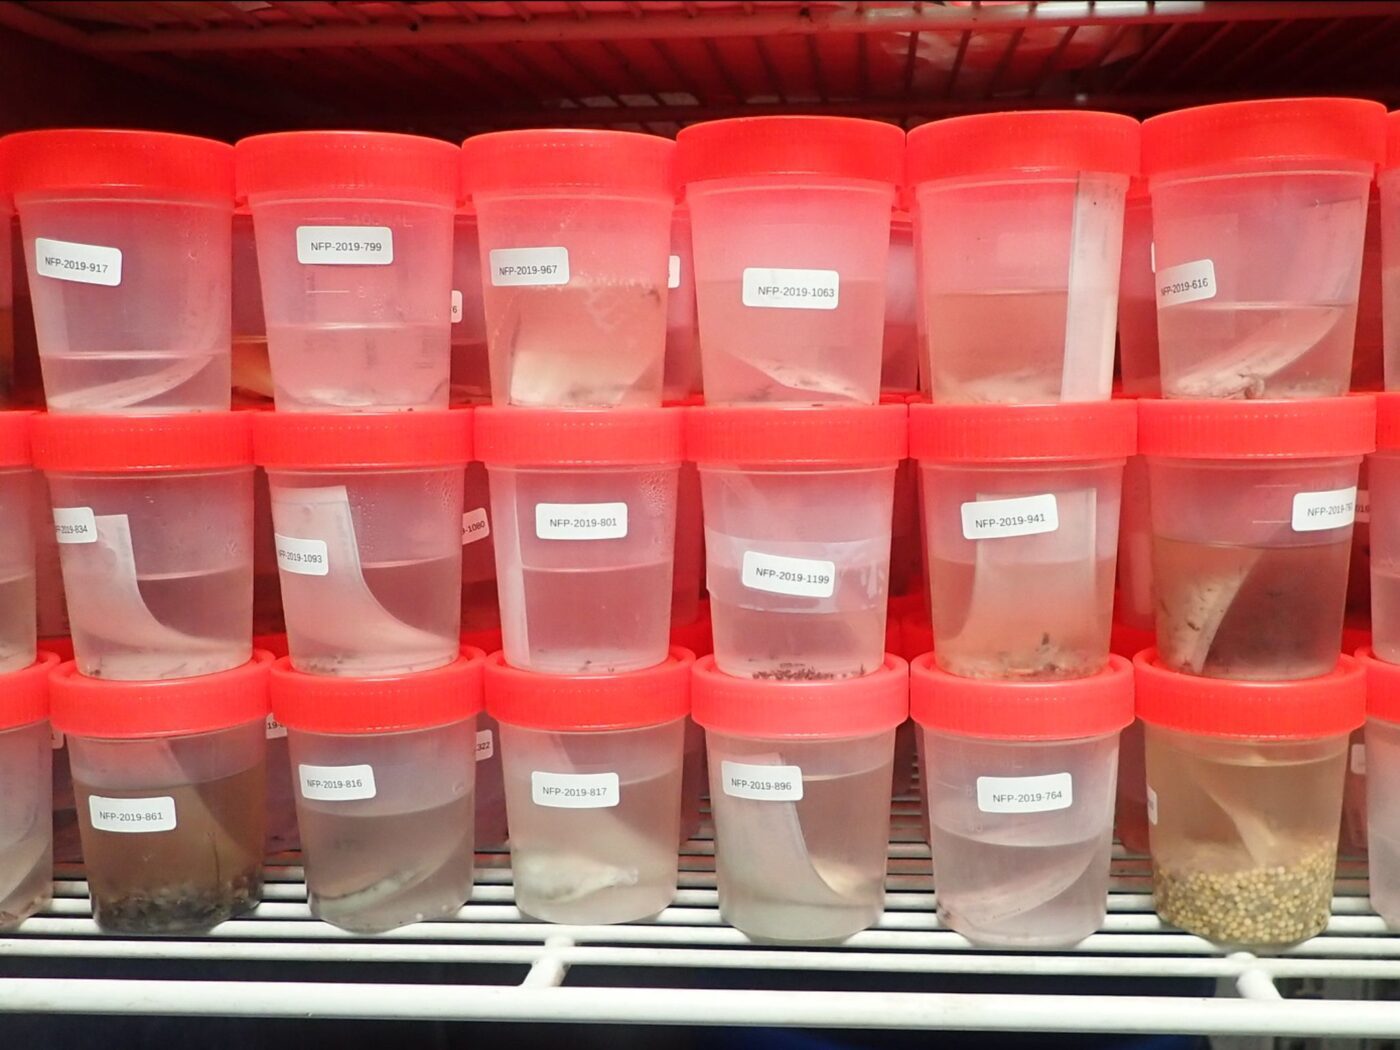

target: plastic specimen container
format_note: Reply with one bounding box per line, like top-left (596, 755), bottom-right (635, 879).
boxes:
top-left (678, 117), bottom-right (903, 404)
top-left (1360, 648), bottom-right (1400, 923)
top-left (461, 129), bottom-right (675, 408)
top-left (913, 653), bottom-right (1132, 947)
top-left (910, 400), bottom-right (1136, 680)
top-left (1117, 181), bottom-right (1160, 397)
top-left (663, 207), bottom-right (701, 402)
top-left (486, 649), bottom-right (690, 924)
top-left (1136, 650), bottom-right (1361, 947)
top-left (460, 462), bottom-right (499, 632)
top-left (906, 111), bottom-right (1138, 404)
top-left (1, 130), bottom-right (234, 413)
top-left (0, 653), bottom-right (58, 928)
top-left (476, 407), bottom-right (682, 675)
top-left (694, 652), bottom-right (907, 943)
top-left (450, 208), bottom-right (491, 405)
top-left (33, 412), bottom-right (254, 681)
top-left (688, 403), bottom-right (907, 680)
top-left (1142, 98), bottom-right (1386, 400)
top-left (1371, 394), bottom-right (1400, 661)
top-left (1, 172), bottom-right (13, 404)
top-left (271, 649), bottom-right (483, 933)
top-left (882, 212), bottom-right (919, 392)
top-left (51, 653), bottom-right (271, 934)
top-left (462, 625), bottom-right (508, 847)
top-left (1383, 113), bottom-right (1400, 389)
top-left (231, 209), bottom-right (271, 406)
top-left (0, 414), bottom-right (36, 674)
top-left (1139, 396), bottom-right (1374, 680)
top-left (254, 410), bottom-right (470, 677)
top-left (236, 131), bottom-right (459, 412)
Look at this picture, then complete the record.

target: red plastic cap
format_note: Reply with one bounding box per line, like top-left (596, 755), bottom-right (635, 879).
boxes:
top-left (0, 411), bottom-right (33, 468)
top-left (907, 110), bottom-right (1139, 184)
top-left (909, 400), bottom-right (1135, 463)
top-left (50, 652), bottom-right (272, 740)
top-left (2, 129), bottom-right (233, 202)
top-left (237, 131), bottom-right (460, 205)
top-left (1374, 392), bottom-right (1400, 451)
top-left (1134, 649), bottom-right (1365, 740)
top-left (692, 653), bottom-right (908, 740)
top-left (254, 410), bottom-right (471, 470)
top-left (0, 652), bottom-right (60, 731)
top-left (1143, 98), bottom-right (1386, 177)
top-left (1138, 396), bottom-right (1375, 460)
top-left (271, 649), bottom-right (484, 734)
top-left (1358, 647), bottom-right (1400, 724)
top-left (32, 412), bottom-right (252, 473)
top-left (687, 404), bottom-right (907, 465)
top-left (475, 407), bottom-right (682, 467)
top-left (485, 648), bottom-right (691, 731)
top-left (463, 129), bottom-right (674, 199)
top-left (678, 116), bottom-right (904, 187)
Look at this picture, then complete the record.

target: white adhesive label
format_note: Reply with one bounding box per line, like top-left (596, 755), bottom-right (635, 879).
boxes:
top-left (462, 507), bottom-right (490, 545)
top-left (265, 713), bottom-right (287, 741)
top-left (89, 795), bottom-right (176, 833)
top-left (1147, 785), bottom-right (1158, 825)
top-left (451, 289), bottom-right (464, 324)
top-left (1353, 743), bottom-right (1367, 776)
top-left (741, 267), bottom-right (840, 310)
top-left (1292, 486), bottom-right (1357, 533)
top-left (34, 237), bottom-right (122, 287)
top-left (531, 770), bottom-right (620, 809)
top-left (976, 772), bottom-right (1073, 814)
top-left (960, 493), bottom-right (1059, 540)
top-left (275, 534), bottom-right (329, 576)
top-left (53, 507), bottom-right (97, 544)
top-left (1156, 258), bottom-right (1216, 307)
top-left (476, 729), bottom-right (495, 762)
top-left (1356, 489), bottom-right (1371, 525)
top-left (296, 225), bottom-right (393, 266)
top-left (720, 760), bottom-right (804, 802)
top-left (535, 502), bottom-right (628, 541)
top-left (489, 246), bottom-right (569, 286)
top-left (668, 254), bottom-right (681, 290)
top-left (299, 763), bottom-right (376, 801)
top-left (741, 550), bottom-right (836, 599)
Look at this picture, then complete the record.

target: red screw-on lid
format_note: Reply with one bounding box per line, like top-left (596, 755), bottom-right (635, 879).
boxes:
top-left (1134, 649), bottom-right (1365, 740)
top-left (907, 110), bottom-right (1139, 184)
top-left (270, 649), bottom-right (484, 735)
top-left (1359, 647), bottom-right (1400, 724)
top-left (0, 411), bottom-right (33, 468)
top-left (32, 412), bottom-right (253, 473)
top-left (686, 404), bottom-right (907, 465)
top-left (691, 653), bottom-right (908, 740)
top-left (485, 648), bottom-right (692, 732)
top-left (475, 407), bottom-right (682, 467)
top-left (909, 400), bottom-right (1136, 463)
top-left (237, 131), bottom-right (460, 205)
top-left (1143, 98), bottom-right (1386, 177)
top-left (462, 129), bottom-right (675, 198)
top-left (1374, 392), bottom-right (1400, 451)
top-left (50, 652), bottom-right (272, 740)
top-left (0, 652), bottom-right (60, 731)
top-left (254, 410), bottom-right (471, 470)
top-left (678, 116), bottom-right (904, 187)
top-left (1138, 396), bottom-right (1375, 460)
top-left (1, 129), bottom-right (233, 202)
top-left (910, 653), bottom-right (1133, 742)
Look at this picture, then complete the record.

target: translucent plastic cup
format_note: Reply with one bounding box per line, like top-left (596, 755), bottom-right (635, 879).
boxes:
top-left (1360, 649), bottom-right (1400, 923)
top-left (689, 404), bottom-right (906, 680)
top-left (0, 414), bottom-right (36, 674)
top-left (1369, 394), bottom-right (1400, 660)
top-left (51, 654), bottom-right (271, 934)
top-left (237, 132), bottom-right (459, 412)
top-left (271, 650), bottom-right (483, 933)
top-left (1143, 99), bottom-right (1385, 400)
top-left (231, 209), bottom-right (272, 406)
top-left (486, 650), bottom-right (690, 924)
top-left (460, 462), bottom-right (499, 632)
top-left (678, 117), bottom-right (903, 404)
top-left (254, 411), bottom-right (470, 677)
top-left (882, 213), bottom-right (918, 393)
top-left (693, 653), bottom-right (906, 943)
top-left (907, 112), bottom-right (1137, 404)
top-left (463, 626), bottom-right (508, 847)
top-left (1118, 182), bottom-right (1160, 397)
top-left (476, 407), bottom-right (682, 675)
top-left (1136, 651), bottom-right (1360, 947)
top-left (33, 413), bottom-right (255, 681)
top-left (462, 130), bottom-right (675, 408)
top-left (1139, 397), bottom-right (1374, 680)
top-left (910, 401), bottom-right (1136, 680)
top-left (450, 209), bottom-right (491, 405)
top-left (2, 130), bottom-right (234, 413)
top-left (912, 654), bottom-right (1131, 947)
top-left (663, 207), bottom-right (701, 401)
top-left (0, 654), bottom-right (58, 928)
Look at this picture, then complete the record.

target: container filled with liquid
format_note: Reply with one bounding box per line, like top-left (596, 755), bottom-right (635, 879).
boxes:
top-left (678, 116), bottom-right (902, 404)
top-left (236, 131), bottom-right (459, 411)
top-left (0, 653), bottom-right (58, 929)
top-left (33, 412), bottom-right (254, 681)
top-left (1382, 113), bottom-right (1400, 389)
top-left (476, 407), bottom-right (682, 675)
top-left (51, 653), bottom-right (271, 934)
top-left (2, 130), bottom-right (234, 413)
top-left (271, 648), bottom-right (483, 933)
top-left (910, 400), bottom-right (1135, 680)
top-left (254, 410), bottom-right (470, 677)
top-left (0, 413), bottom-right (36, 673)
top-left (486, 649), bottom-right (690, 924)
top-left (1360, 648), bottom-right (1400, 924)
top-left (450, 207), bottom-right (491, 405)
top-left (689, 404), bottom-right (906, 680)
top-left (694, 652), bottom-right (906, 943)
top-left (1136, 649), bottom-right (1360, 947)
top-left (1143, 98), bottom-right (1385, 400)
top-left (1367, 393), bottom-right (1400, 660)
top-left (1139, 396), bottom-right (1373, 680)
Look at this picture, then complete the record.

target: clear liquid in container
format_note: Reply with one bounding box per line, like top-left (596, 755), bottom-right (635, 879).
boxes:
top-left (267, 322), bottom-right (449, 411)
top-left (711, 601), bottom-right (885, 681)
top-left (0, 570), bottom-right (36, 674)
top-left (0, 819), bottom-right (51, 929)
top-left (924, 289), bottom-right (1073, 403)
top-left (40, 351), bottom-right (230, 413)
